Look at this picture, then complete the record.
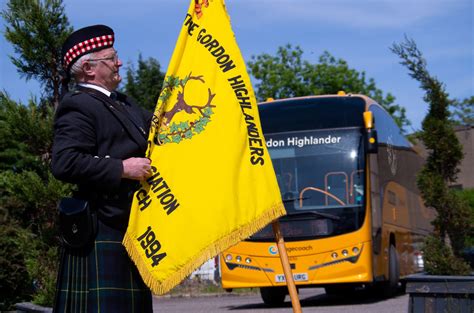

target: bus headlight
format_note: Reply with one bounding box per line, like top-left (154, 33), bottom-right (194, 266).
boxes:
top-left (236, 256), bottom-right (242, 262)
top-left (331, 252), bottom-right (338, 259)
top-left (352, 247), bottom-right (360, 254)
top-left (342, 249), bottom-right (348, 256)
top-left (245, 258), bottom-right (252, 264)
top-left (225, 254), bottom-right (232, 261)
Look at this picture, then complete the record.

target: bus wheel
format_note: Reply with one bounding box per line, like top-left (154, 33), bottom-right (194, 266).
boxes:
top-left (383, 245), bottom-right (400, 297)
top-left (260, 287), bottom-right (287, 306)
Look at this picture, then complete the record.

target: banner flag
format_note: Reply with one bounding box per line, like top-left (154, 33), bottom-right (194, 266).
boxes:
top-left (123, 0), bottom-right (285, 294)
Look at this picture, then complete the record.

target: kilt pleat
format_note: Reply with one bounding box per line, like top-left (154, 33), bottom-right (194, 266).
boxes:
top-left (54, 220), bottom-right (152, 313)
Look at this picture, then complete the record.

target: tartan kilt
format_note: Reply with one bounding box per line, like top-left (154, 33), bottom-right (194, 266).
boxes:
top-left (54, 219), bottom-right (152, 313)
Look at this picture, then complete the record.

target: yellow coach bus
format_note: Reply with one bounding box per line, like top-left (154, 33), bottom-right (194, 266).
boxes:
top-left (220, 94), bottom-right (435, 305)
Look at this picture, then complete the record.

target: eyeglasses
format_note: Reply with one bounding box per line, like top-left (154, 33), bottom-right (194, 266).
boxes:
top-left (88, 52), bottom-right (119, 64)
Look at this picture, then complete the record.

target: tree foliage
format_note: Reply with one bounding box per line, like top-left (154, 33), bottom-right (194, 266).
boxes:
top-left (1, 170), bottom-right (71, 238)
top-left (450, 96), bottom-right (473, 126)
top-left (247, 44), bottom-right (410, 130)
top-left (0, 92), bottom-right (72, 308)
top-left (391, 36), bottom-right (472, 274)
top-left (0, 222), bottom-right (33, 310)
top-left (1, 0), bottom-right (74, 307)
top-left (1, 0), bottom-right (72, 109)
top-left (456, 188), bottom-right (474, 247)
top-left (0, 92), bottom-right (54, 173)
top-left (423, 236), bottom-right (471, 275)
top-left (122, 54), bottom-right (165, 112)
top-left (0, 91), bottom-right (68, 241)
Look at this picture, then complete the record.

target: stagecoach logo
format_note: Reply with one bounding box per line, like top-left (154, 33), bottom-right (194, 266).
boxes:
top-left (153, 74), bottom-right (216, 145)
top-left (386, 135), bottom-right (398, 176)
top-left (268, 245), bottom-right (278, 255)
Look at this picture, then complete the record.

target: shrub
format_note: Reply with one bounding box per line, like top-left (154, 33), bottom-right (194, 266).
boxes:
top-left (0, 169), bottom-right (70, 307)
top-left (26, 243), bottom-right (59, 306)
top-left (0, 222), bottom-right (33, 310)
top-left (423, 236), bottom-right (471, 275)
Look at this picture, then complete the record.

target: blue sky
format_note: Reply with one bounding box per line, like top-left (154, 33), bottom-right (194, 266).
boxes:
top-left (1, 0), bottom-right (472, 131)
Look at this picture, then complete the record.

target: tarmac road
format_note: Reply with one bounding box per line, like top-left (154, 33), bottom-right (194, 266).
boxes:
top-left (153, 288), bottom-right (409, 313)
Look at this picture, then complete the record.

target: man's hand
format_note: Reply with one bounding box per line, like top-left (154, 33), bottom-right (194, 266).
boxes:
top-left (122, 157), bottom-right (151, 181)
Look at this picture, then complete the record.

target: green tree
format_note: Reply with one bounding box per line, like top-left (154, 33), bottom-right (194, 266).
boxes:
top-left (122, 54), bottom-right (165, 112)
top-left (0, 92), bottom-right (72, 307)
top-left (1, 0), bottom-right (73, 307)
top-left (391, 37), bottom-right (472, 274)
top-left (450, 96), bottom-right (473, 126)
top-left (0, 92), bottom-right (53, 173)
top-left (247, 44), bottom-right (410, 130)
top-left (1, 0), bottom-right (72, 109)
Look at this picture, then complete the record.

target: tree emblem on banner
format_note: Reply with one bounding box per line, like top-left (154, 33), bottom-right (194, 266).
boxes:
top-left (153, 73), bottom-right (216, 145)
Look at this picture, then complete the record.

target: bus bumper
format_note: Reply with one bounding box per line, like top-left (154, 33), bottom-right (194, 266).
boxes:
top-left (221, 241), bottom-right (373, 289)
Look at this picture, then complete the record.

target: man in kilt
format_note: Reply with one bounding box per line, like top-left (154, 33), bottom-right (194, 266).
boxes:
top-left (51, 25), bottom-right (154, 312)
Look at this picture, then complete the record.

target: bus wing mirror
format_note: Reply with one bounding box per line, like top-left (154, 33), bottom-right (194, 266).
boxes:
top-left (363, 111), bottom-right (377, 153)
top-left (363, 111), bottom-right (374, 129)
top-left (366, 129), bottom-right (378, 154)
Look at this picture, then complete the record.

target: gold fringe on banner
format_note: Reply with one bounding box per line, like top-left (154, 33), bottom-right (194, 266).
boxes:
top-left (123, 202), bottom-right (285, 295)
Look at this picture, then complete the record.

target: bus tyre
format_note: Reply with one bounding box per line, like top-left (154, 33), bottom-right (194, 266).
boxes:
top-left (383, 245), bottom-right (400, 297)
top-left (260, 287), bottom-right (287, 306)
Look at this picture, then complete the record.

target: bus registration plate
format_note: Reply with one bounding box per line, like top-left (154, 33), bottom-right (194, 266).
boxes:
top-left (275, 273), bottom-right (308, 283)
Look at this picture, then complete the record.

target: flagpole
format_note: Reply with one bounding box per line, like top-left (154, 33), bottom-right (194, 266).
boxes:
top-left (272, 221), bottom-right (303, 313)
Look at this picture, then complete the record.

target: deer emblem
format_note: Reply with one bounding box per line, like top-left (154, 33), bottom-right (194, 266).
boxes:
top-left (153, 73), bottom-right (217, 145)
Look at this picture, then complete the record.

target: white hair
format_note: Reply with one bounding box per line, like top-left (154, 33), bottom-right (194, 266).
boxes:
top-left (69, 52), bottom-right (98, 79)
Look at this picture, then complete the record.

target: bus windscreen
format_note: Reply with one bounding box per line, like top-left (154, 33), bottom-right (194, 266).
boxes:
top-left (249, 128), bottom-right (366, 241)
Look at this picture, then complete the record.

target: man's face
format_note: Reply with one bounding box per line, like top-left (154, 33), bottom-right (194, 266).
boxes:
top-left (87, 47), bottom-right (123, 91)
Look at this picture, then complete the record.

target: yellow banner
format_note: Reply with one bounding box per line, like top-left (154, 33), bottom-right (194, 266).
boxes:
top-left (123, 0), bottom-right (285, 294)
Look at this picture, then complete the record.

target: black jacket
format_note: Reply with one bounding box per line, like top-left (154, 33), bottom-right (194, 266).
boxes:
top-left (52, 86), bottom-right (152, 230)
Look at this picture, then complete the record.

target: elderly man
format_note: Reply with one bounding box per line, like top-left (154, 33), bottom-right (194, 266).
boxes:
top-left (52, 25), bottom-right (153, 312)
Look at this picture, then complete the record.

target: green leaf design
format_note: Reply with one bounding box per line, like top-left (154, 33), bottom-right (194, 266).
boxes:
top-left (159, 92), bottom-right (171, 103)
top-left (172, 135), bottom-right (182, 143)
top-left (163, 76), bottom-right (173, 88)
top-left (170, 123), bottom-right (179, 133)
top-left (180, 76), bottom-right (189, 85)
top-left (170, 76), bottom-right (179, 88)
top-left (179, 122), bottom-right (189, 130)
top-left (200, 117), bottom-right (210, 126)
top-left (203, 107), bottom-right (213, 116)
top-left (194, 124), bottom-right (204, 133)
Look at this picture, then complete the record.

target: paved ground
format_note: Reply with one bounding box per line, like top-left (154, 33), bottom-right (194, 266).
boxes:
top-left (153, 288), bottom-right (409, 313)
